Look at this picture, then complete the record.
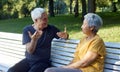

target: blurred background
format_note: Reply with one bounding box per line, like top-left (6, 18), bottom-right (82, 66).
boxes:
top-left (0, 0), bottom-right (120, 42)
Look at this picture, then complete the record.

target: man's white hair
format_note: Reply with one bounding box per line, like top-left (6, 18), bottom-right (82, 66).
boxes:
top-left (31, 8), bottom-right (45, 22)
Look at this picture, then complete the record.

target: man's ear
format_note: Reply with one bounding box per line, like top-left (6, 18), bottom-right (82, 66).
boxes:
top-left (35, 19), bottom-right (37, 22)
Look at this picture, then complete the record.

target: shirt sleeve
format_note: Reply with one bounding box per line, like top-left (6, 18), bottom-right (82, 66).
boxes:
top-left (52, 25), bottom-right (60, 39)
top-left (22, 27), bottom-right (31, 45)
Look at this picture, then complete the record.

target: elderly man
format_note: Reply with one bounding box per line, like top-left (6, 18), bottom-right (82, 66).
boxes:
top-left (7, 7), bottom-right (68, 72)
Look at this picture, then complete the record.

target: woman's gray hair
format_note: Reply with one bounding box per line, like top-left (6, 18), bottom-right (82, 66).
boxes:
top-left (84, 13), bottom-right (103, 33)
top-left (31, 7), bottom-right (45, 22)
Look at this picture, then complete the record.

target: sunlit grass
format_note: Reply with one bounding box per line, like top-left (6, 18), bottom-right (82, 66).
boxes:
top-left (98, 26), bottom-right (120, 42)
top-left (0, 12), bottom-right (120, 42)
top-left (0, 17), bottom-right (32, 33)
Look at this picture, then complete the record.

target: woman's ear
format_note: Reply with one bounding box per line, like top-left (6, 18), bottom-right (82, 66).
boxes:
top-left (90, 26), bottom-right (95, 31)
top-left (91, 26), bottom-right (97, 33)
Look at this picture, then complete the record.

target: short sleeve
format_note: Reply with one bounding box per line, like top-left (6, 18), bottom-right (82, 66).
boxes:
top-left (22, 26), bottom-right (31, 45)
top-left (88, 38), bottom-right (105, 55)
top-left (51, 25), bottom-right (60, 39)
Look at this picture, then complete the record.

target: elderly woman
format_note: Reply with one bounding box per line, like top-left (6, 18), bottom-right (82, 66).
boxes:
top-left (44, 13), bottom-right (106, 72)
top-left (7, 7), bottom-right (68, 72)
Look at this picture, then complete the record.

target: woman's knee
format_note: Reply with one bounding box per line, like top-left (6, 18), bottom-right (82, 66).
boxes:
top-left (44, 67), bottom-right (57, 72)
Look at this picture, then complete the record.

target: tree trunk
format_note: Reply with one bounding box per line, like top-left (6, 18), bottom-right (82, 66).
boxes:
top-left (70, 0), bottom-right (73, 14)
top-left (74, 0), bottom-right (79, 17)
top-left (88, 0), bottom-right (96, 13)
top-left (111, 2), bottom-right (117, 12)
top-left (81, 0), bottom-right (87, 20)
top-left (49, 0), bottom-right (55, 17)
top-left (118, 0), bottom-right (120, 3)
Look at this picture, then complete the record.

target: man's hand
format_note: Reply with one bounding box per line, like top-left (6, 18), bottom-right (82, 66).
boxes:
top-left (28, 30), bottom-right (43, 40)
top-left (57, 26), bottom-right (69, 39)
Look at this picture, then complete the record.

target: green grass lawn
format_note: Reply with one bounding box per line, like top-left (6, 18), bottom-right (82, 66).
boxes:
top-left (0, 12), bottom-right (120, 42)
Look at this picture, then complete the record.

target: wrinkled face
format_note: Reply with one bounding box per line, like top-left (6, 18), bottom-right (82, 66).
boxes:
top-left (81, 19), bottom-right (92, 35)
top-left (35, 12), bottom-right (48, 30)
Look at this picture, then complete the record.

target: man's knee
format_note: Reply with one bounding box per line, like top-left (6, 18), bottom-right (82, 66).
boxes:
top-left (7, 68), bottom-right (15, 72)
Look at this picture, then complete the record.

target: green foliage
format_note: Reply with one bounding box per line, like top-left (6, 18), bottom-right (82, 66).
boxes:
top-left (0, 0), bottom-right (36, 19)
top-left (54, 0), bottom-right (68, 14)
top-left (96, 0), bottom-right (110, 7)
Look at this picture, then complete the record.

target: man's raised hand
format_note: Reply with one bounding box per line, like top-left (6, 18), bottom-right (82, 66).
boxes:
top-left (28, 30), bottom-right (43, 40)
top-left (57, 26), bottom-right (69, 39)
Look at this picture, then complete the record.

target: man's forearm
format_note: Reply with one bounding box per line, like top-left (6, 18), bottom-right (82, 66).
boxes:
top-left (26, 39), bottom-right (38, 54)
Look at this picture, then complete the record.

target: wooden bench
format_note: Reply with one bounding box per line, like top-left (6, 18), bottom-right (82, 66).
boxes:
top-left (0, 32), bottom-right (120, 72)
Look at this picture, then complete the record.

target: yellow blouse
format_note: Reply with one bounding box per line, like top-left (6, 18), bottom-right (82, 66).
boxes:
top-left (72, 35), bottom-right (106, 72)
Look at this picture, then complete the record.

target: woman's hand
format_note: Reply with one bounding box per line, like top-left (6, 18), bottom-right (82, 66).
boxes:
top-left (60, 65), bottom-right (74, 69)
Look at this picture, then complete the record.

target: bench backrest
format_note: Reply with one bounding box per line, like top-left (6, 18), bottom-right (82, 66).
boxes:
top-left (0, 32), bottom-right (120, 72)
top-left (0, 32), bottom-right (25, 59)
top-left (0, 32), bottom-right (25, 71)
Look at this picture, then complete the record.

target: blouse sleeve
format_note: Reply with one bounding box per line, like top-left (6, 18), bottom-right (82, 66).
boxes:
top-left (88, 38), bottom-right (106, 56)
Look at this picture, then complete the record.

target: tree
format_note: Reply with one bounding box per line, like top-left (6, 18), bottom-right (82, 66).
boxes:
top-left (70, 0), bottom-right (73, 14)
top-left (54, 0), bottom-right (67, 15)
top-left (49, 0), bottom-right (55, 17)
top-left (35, 0), bottom-right (47, 7)
top-left (81, 0), bottom-right (87, 20)
top-left (74, 0), bottom-right (79, 17)
top-left (110, 0), bottom-right (118, 12)
top-left (96, 0), bottom-right (109, 12)
top-left (88, 0), bottom-right (96, 13)
top-left (21, 4), bottom-right (30, 17)
top-left (81, 0), bottom-right (96, 20)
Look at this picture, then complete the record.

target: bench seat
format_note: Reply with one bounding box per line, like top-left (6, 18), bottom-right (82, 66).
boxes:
top-left (0, 32), bottom-right (120, 72)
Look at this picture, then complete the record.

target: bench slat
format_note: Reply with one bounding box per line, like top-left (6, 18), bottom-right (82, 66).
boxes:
top-left (51, 50), bottom-right (74, 57)
top-left (106, 53), bottom-right (120, 60)
top-left (51, 54), bottom-right (73, 61)
top-left (0, 54), bottom-right (23, 68)
top-left (0, 47), bottom-right (25, 55)
top-left (51, 58), bottom-right (70, 65)
top-left (0, 51), bottom-right (25, 59)
top-left (52, 46), bottom-right (75, 53)
top-left (53, 39), bottom-right (80, 44)
top-left (52, 42), bottom-right (78, 48)
top-left (51, 62), bottom-right (64, 67)
top-left (0, 41), bottom-right (25, 48)
top-left (105, 42), bottom-right (120, 48)
top-left (0, 44), bottom-right (25, 51)
top-left (105, 58), bottom-right (120, 66)
top-left (0, 32), bottom-right (22, 41)
top-left (104, 69), bottom-right (119, 72)
top-left (0, 65), bottom-right (8, 72)
top-left (0, 38), bottom-right (21, 44)
top-left (106, 48), bottom-right (120, 54)
top-left (104, 63), bottom-right (120, 71)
